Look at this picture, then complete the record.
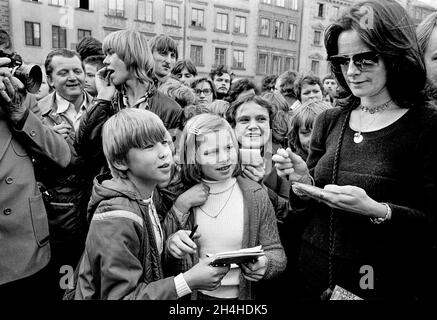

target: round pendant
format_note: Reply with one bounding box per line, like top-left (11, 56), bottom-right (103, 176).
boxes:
top-left (354, 132), bottom-right (363, 143)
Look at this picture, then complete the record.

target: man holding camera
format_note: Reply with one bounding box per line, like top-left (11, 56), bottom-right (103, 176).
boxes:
top-left (0, 54), bottom-right (71, 298)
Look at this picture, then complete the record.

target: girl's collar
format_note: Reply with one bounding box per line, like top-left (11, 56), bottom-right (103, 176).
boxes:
top-left (201, 177), bottom-right (237, 194)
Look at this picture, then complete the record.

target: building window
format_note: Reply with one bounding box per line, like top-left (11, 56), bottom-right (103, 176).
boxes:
top-left (311, 60), bottom-right (320, 74)
top-left (145, 1), bottom-right (153, 22)
top-left (51, 0), bottom-right (65, 5)
top-left (331, 6), bottom-right (339, 19)
top-left (233, 50), bottom-right (244, 69)
top-left (284, 57), bottom-right (296, 72)
top-left (258, 53), bottom-right (268, 74)
top-left (25, 21), bottom-right (41, 46)
top-left (288, 23), bottom-right (297, 40)
top-left (78, 29), bottom-right (91, 42)
top-left (274, 21), bottom-right (284, 39)
top-left (260, 18), bottom-right (270, 36)
top-left (191, 8), bottom-right (204, 27)
top-left (78, 0), bottom-right (90, 10)
top-left (214, 48), bottom-right (226, 66)
top-left (165, 5), bottom-right (179, 26)
top-left (190, 45), bottom-right (203, 66)
top-left (272, 55), bottom-right (282, 74)
top-left (137, 0), bottom-right (153, 22)
top-left (314, 30), bottom-right (322, 45)
top-left (234, 16), bottom-right (246, 34)
top-left (52, 25), bottom-right (67, 49)
top-left (108, 0), bottom-right (124, 17)
top-left (275, 0), bottom-right (285, 7)
top-left (317, 3), bottom-right (324, 18)
top-left (216, 13), bottom-right (228, 31)
top-left (261, 0), bottom-right (272, 4)
top-left (290, 0), bottom-right (298, 10)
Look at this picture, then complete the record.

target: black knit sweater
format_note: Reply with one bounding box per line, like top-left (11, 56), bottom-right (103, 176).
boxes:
top-left (295, 105), bottom-right (437, 300)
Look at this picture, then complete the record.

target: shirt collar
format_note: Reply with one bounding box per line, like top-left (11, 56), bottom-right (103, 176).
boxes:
top-left (55, 92), bottom-right (89, 114)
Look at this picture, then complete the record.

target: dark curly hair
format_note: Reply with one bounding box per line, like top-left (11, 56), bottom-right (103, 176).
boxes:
top-left (225, 78), bottom-right (260, 103)
top-left (261, 75), bottom-right (278, 93)
top-left (325, 0), bottom-right (427, 109)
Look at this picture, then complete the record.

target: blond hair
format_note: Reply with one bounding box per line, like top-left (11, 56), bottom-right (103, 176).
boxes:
top-left (102, 30), bottom-right (154, 86)
top-left (102, 108), bottom-right (170, 178)
top-left (206, 100), bottom-right (230, 118)
top-left (179, 113), bottom-right (241, 186)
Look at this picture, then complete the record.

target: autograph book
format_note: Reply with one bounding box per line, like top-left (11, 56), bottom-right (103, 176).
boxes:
top-left (207, 246), bottom-right (264, 266)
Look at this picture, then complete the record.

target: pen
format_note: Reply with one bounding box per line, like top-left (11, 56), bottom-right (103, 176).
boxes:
top-left (189, 224), bottom-right (198, 239)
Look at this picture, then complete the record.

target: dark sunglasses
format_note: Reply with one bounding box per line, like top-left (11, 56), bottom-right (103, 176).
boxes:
top-left (195, 88), bottom-right (212, 95)
top-left (329, 51), bottom-right (380, 72)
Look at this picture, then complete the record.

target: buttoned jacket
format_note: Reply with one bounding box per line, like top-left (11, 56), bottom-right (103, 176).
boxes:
top-left (0, 94), bottom-right (71, 285)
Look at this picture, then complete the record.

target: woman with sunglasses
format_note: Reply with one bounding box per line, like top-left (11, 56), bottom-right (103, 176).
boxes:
top-left (273, 0), bottom-right (437, 300)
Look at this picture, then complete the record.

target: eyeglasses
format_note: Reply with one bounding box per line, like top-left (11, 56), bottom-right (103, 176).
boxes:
top-left (194, 88), bottom-right (212, 95)
top-left (328, 51), bottom-right (380, 72)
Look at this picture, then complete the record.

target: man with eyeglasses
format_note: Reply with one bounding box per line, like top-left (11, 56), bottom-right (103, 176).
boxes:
top-left (191, 77), bottom-right (216, 107)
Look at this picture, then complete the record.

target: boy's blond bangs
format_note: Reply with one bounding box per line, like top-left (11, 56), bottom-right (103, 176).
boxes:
top-left (102, 109), bottom-right (168, 177)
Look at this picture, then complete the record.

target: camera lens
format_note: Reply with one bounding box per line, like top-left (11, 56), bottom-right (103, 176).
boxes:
top-left (13, 64), bottom-right (42, 94)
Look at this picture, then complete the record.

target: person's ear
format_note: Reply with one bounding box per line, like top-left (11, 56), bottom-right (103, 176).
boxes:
top-left (113, 160), bottom-right (129, 172)
top-left (47, 74), bottom-right (54, 88)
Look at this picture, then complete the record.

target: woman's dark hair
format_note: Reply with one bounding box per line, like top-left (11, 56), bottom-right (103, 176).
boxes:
top-left (191, 77), bottom-right (217, 100)
top-left (226, 93), bottom-right (274, 130)
top-left (171, 59), bottom-right (198, 77)
top-left (225, 78), bottom-right (260, 103)
top-left (325, 0), bottom-right (427, 109)
top-left (294, 74), bottom-right (324, 102)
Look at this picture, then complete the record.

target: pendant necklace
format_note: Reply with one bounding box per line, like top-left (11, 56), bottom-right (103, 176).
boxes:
top-left (199, 183), bottom-right (236, 219)
top-left (353, 100), bottom-right (392, 144)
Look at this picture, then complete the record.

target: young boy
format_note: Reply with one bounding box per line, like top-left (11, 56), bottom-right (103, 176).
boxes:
top-left (83, 55), bottom-right (104, 97)
top-left (74, 108), bottom-right (229, 300)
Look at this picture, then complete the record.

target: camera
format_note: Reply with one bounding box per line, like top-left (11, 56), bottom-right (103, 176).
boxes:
top-left (0, 49), bottom-right (42, 94)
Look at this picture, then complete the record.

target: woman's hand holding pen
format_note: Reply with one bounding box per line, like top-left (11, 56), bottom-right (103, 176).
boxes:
top-left (272, 147), bottom-right (310, 183)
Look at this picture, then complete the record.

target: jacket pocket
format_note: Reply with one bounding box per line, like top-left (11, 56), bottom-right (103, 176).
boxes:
top-left (29, 193), bottom-right (50, 247)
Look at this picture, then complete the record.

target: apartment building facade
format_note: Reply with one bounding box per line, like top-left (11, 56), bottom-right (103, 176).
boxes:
top-left (254, 0), bottom-right (302, 84)
top-left (0, 0), bottom-right (10, 34)
top-left (298, 0), bottom-right (351, 78)
top-left (5, 0), bottom-right (305, 82)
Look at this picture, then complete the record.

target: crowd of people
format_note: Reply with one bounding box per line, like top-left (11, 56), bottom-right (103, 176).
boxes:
top-left (0, 0), bottom-right (436, 301)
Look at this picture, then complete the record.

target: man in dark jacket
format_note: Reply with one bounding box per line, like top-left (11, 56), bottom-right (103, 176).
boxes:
top-left (36, 49), bottom-right (94, 298)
